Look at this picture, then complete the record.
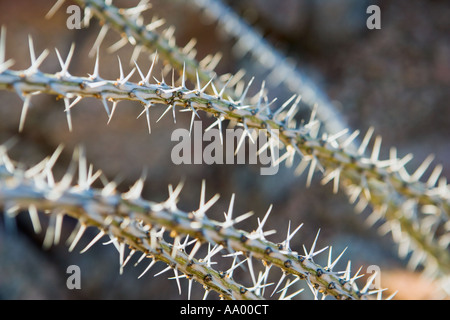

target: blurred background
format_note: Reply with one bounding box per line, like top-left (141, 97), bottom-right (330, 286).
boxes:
top-left (0, 0), bottom-right (449, 299)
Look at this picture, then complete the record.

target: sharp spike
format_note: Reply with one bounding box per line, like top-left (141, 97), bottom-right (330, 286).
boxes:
top-left (54, 213), bottom-right (64, 245)
top-left (101, 95), bottom-right (111, 118)
top-left (202, 289), bottom-right (209, 300)
top-left (254, 204), bottom-right (273, 237)
top-left (63, 98), bottom-right (73, 131)
top-left (218, 75), bottom-right (234, 99)
top-left (89, 24), bottom-right (108, 58)
top-left (28, 35), bottom-right (36, 65)
top-left (199, 180), bottom-right (206, 209)
top-left (119, 67), bottom-right (136, 85)
top-left (256, 81), bottom-right (266, 110)
top-left (117, 56), bottom-right (124, 80)
top-left (133, 60), bottom-right (145, 83)
top-left (80, 230), bottom-right (105, 254)
top-left (288, 287), bottom-right (306, 300)
top-left (187, 279), bottom-right (193, 300)
top-left (306, 229), bottom-right (321, 259)
top-left (45, 0), bottom-right (66, 19)
top-left (119, 242), bottom-right (125, 274)
top-left (246, 256), bottom-right (257, 287)
top-left (107, 37), bottom-right (128, 53)
top-left (0, 26), bottom-right (5, 64)
top-left (122, 249), bottom-right (136, 269)
top-left (28, 48), bottom-right (49, 74)
top-left (0, 57), bottom-right (14, 73)
top-left (134, 252), bottom-right (147, 267)
top-left (271, 273), bottom-right (286, 297)
top-left (188, 240), bottom-right (202, 261)
top-left (90, 48), bottom-right (100, 79)
top-left (411, 154), bottom-right (435, 182)
top-left (200, 76), bottom-right (215, 94)
top-left (153, 265), bottom-right (172, 278)
top-left (156, 104), bottom-right (174, 123)
top-left (328, 247), bottom-right (348, 271)
top-left (173, 268), bottom-right (182, 295)
top-left (68, 223), bottom-right (86, 252)
top-left (18, 96), bottom-right (31, 133)
top-left (386, 291), bottom-right (398, 300)
top-left (427, 164), bottom-right (443, 187)
top-left (138, 259), bottom-right (156, 279)
top-left (239, 76), bottom-right (254, 103)
top-left (144, 103), bottom-right (152, 133)
top-left (306, 157), bottom-right (318, 188)
top-left (189, 109), bottom-right (196, 136)
top-left (274, 94), bottom-right (297, 118)
top-left (358, 127), bottom-right (374, 156)
top-left (206, 52), bottom-right (222, 71)
top-left (60, 43), bottom-right (75, 76)
top-left (196, 69), bottom-right (202, 91)
top-left (370, 136), bottom-right (382, 163)
top-left (224, 193), bottom-right (235, 226)
top-left (108, 101), bottom-right (119, 125)
top-left (181, 62), bottom-right (186, 88)
top-left (42, 215), bottom-right (55, 250)
top-left (28, 204), bottom-right (42, 234)
top-left (342, 130), bottom-right (360, 149)
top-left (143, 52), bottom-right (158, 86)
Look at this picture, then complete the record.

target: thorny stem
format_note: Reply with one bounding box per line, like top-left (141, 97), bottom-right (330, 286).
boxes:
top-left (0, 164), bottom-right (262, 300)
top-left (0, 67), bottom-right (449, 281)
top-left (0, 157), bottom-right (369, 300)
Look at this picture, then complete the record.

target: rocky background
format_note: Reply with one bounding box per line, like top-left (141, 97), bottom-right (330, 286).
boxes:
top-left (0, 0), bottom-right (449, 299)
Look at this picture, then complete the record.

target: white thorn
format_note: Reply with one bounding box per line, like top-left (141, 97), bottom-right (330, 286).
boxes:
top-left (427, 164), bottom-right (443, 187)
top-left (0, 26), bottom-right (6, 64)
top-left (342, 130), bottom-right (360, 149)
top-left (411, 154), bottom-right (434, 182)
top-left (153, 265), bottom-right (172, 278)
top-left (28, 205), bottom-right (42, 234)
top-left (181, 61), bottom-right (186, 88)
top-left (18, 96), bottom-right (31, 133)
top-left (370, 136), bottom-right (382, 163)
top-left (173, 268), bottom-right (182, 295)
top-left (306, 157), bottom-right (318, 188)
top-left (28, 35), bottom-right (36, 65)
top-left (80, 230), bottom-right (105, 254)
top-left (90, 48), bottom-right (100, 79)
top-left (89, 24), bottom-right (108, 58)
top-left (271, 273), bottom-right (286, 297)
top-left (143, 52), bottom-right (158, 86)
top-left (68, 224), bottom-right (86, 252)
top-left (119, 67), bottom-right (136, 85)
top-left (63, 98), bottom-right (73, 131)
top-left (134, 60), bottom-right (145, 82)
top-left (138, 259), bottom-right (156, 279)
top-left (117, 56), bottom-right (124, 80)
top-left (46, 0), bottom-right (65, 19)
top-left (358, 126), bottom-right (374, 156)
top-left (54, 213), bottom-right (64, 245)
